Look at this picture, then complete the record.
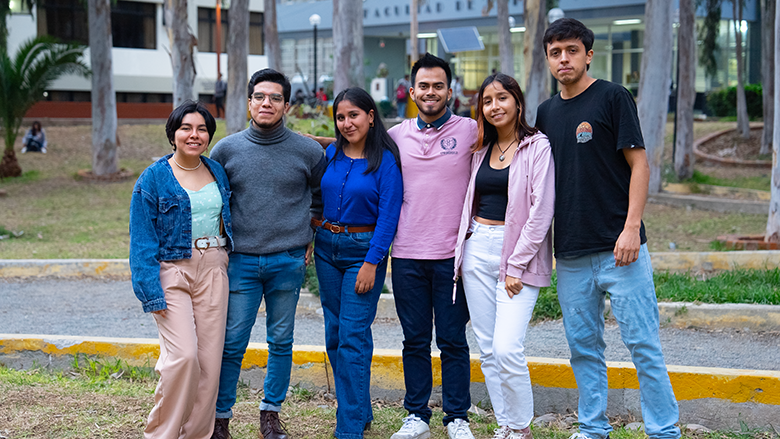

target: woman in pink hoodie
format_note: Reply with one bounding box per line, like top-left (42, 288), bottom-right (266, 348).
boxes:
top-left (453, 73), bottom-right (555, 439)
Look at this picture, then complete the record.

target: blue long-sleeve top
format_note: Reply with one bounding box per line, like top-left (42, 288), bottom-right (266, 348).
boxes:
top-left (321, 144), bottom-right (403, 265)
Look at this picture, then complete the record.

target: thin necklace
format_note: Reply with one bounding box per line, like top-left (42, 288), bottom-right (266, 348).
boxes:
top-left (172, 155), bottom-right (202, 171)
top-left (496, 139), bottom-right (517, 162)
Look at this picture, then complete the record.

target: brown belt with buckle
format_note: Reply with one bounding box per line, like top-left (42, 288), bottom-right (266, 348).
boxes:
top-left (311, 218), bottom-right (375, 234)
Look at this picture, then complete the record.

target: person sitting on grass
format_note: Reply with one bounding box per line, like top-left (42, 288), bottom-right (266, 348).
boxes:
top-left (22, 121), bottom-right (47, 153)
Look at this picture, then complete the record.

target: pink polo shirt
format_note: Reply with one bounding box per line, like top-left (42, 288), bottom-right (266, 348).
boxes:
top-left (388, 113), bottom-right (477, 260)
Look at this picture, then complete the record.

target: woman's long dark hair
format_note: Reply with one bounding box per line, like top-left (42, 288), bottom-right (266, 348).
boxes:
top-left (475, 73), bottom-right (537, 152)
top-left (332, 87), bottom-right (401, 174)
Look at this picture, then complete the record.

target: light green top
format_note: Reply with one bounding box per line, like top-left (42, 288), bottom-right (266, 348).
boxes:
top-left (185, 181), bottom-right (222, 240)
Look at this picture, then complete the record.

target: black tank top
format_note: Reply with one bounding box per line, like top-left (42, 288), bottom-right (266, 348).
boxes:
top-left (475, 143), bottom-right (509, 221)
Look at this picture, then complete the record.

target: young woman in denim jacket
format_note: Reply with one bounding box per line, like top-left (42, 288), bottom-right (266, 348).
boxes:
top-left (313, 87), bottom-right (403, 439)
top-left (130, 100), bottom-right (234, 439)
top-left (453, 74), bottom-right (555, 439)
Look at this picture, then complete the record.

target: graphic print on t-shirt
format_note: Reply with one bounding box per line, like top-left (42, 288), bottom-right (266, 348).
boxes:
top-left (440, 137), bottom-right (458, 155)
top-left (576, 121), bottom-right (593, 144)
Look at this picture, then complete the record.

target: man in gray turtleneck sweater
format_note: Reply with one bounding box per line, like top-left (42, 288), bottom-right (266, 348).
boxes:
top-left (209, 69), bottom-right (326, 439)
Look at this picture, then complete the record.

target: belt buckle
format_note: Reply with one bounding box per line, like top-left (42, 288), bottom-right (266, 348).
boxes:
top-left (194, 237), bottom-right (211, 249)
top-left (328, 224), bottom-right (342, 233)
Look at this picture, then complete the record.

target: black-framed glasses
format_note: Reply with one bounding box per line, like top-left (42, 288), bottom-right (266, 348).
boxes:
top-left (251, 93), bottom-right (284, 104)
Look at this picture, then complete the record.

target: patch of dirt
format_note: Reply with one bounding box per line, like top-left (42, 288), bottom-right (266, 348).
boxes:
top-left (0, 381), bottom-right (150, 438)
top-left (697, 127), bottom-right (769, 161)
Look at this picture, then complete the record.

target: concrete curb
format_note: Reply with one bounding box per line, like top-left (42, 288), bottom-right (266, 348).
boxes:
top-left (649, 192), bottom-right (769, 214)
top-left (290, 294), bottom-right (780, 332)
top-left (3, 252), bottom-right (779, 278)
top-left (1, 334), bottom-right (777, 431)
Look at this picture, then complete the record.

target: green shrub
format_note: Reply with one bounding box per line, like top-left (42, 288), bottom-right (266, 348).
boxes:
top-left (706, 84), bottom-right (763, 119)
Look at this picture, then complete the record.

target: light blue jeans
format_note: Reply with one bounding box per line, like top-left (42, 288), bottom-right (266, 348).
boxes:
top-left (215, 249), bottom-right (306, 418)
top-left (556, 244), bottom-right (680, 439)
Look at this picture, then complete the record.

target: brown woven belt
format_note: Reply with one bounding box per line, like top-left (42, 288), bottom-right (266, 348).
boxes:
top-left (311, 218), bottom-right (375, 234)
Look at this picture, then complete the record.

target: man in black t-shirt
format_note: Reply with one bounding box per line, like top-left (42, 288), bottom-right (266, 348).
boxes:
top-left (535, 18), bottom-right (680, 439)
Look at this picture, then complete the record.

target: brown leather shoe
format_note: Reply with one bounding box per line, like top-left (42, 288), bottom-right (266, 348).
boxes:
top-left (260, 410), bottom-right (289, 439)
top-left (211, 418), bottom-right (231, 439)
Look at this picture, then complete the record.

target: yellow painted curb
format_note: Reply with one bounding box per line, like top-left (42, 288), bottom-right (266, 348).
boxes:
top-left (2, 335), bottom-right (778, 407)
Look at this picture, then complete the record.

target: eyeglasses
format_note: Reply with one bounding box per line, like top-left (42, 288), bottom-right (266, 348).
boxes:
top-left (251, 93), bottom-right (285, 104)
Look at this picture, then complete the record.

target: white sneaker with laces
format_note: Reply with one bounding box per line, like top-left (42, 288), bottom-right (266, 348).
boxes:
top-left (447, 419), bottom-right (475, 439)
top-left (493, 426), bottom-right (511, 439)
top-left (569, 433), bottom-right (595, 439)
top-left (391, 414), bottom-right (430, 439)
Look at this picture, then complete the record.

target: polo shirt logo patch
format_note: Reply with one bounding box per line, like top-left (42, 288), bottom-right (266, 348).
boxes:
top-left (576, 121), bottom-right (593, 144)
top-left (440, 137), bottom-right (458, 155)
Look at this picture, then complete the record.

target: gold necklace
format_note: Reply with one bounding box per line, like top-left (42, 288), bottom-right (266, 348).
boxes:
top-left (497, 139), bottom-right (517, 162)
top-left (172, 155), bottom-right (202, 171)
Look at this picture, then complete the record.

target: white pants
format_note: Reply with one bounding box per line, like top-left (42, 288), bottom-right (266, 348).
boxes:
top-left (461, 219), bottom-right (539, 429)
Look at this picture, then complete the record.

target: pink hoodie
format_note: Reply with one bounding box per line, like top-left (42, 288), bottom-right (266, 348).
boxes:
top-left (453, 131), bottom-right (555, 290)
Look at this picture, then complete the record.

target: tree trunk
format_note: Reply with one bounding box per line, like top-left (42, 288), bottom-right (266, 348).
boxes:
top-left (734, 0), bottom-right (750, 139)
top-left (410, 0), bottom-right (418, 65)
top-left (767, 2), bottom-right (780, 242)
top-left (761, 0), bottom-right (775, 155)
top-left (226, 0), bottom-right (249, 135)
top-left (332, 0), bottom-right (364, 94)
top-left (263, 0), bottom-right (281, 71)
top-left (497, 0), bottom-right (513, 77)
top-left (165, 0), bottom-right (196, 106)
top-left (88, 0), bottom-right (118, 176)
top-left (522, 0), bottom-right (547, 126)
top-left (674, 0), bottom-right (696, 180)
top-left (637, 0), bottom-right (673, 194)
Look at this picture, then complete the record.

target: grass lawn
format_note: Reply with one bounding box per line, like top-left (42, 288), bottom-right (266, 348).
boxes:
top-left (0, 365), bottom-right (773, 439)
top-left (0, 120), bottom-right (768, 259)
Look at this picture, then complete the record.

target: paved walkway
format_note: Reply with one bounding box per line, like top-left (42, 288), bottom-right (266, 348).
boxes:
top-left (2, 278), bottom-right (779, 371)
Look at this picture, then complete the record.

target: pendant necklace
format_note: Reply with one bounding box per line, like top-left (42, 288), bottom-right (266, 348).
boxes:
top-left (172, 155), bottom-right (202, 171)
top-left (497, 140), bottom-right (517, 162)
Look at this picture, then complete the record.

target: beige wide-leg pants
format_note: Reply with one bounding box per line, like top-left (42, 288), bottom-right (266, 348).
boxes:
top-left (144, 247), bottom-right (229, 439)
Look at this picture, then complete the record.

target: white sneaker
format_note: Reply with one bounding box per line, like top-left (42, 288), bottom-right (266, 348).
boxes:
top-left (569, 433), bottom-right (595, 439)
top-left (391, 414), bottom-right (431, 439)
top-left (508, 427), bottom-right (533, 439)
top-left (447, 419), bottom-right (475, 439)
top-left (493, 426), bottom-right (511, 439)
top-left (21, 146), bottom-right (26, 153)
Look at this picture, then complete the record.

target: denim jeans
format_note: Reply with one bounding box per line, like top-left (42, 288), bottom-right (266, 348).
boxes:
top-left (461, 221), bottom-right (539, 429)
top-left (397, 101), bottom-right (407, 118)
top-left (391, 257), bottom-right (471, 426)
top-left (556, 244), bottom-right (680, 439)
top-left (215, 249), bottom-right (306, 418)
top-left (315, 227), bottom-right (386, 439)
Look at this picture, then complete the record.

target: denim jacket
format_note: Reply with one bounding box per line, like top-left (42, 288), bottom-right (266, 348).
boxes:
top-left (129, 154), bottom-right (234, 312)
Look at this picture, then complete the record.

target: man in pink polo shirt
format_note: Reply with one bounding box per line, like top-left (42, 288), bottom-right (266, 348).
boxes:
top-left (388, 53), bottom-right (477, 439)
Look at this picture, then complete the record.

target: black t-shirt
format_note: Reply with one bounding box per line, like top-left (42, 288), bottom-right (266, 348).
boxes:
top-left (475, 143), bottom-right (509, 221)
top-left (536, 79), bottom-right (647, 259)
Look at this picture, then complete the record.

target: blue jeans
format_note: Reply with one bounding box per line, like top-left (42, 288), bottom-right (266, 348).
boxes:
top-left (391, 257), bottom-right (471, 426)
top-left (315, 228), bottom-right (386, 439)
top-left (556, 244), bottom-right (680, 439)
top-left (215, 249), bottom-right (306, 418)
top-left (397, 101), bottom-right (407, 118)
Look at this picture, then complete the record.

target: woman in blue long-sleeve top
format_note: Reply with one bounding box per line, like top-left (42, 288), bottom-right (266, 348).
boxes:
top-left (313, 87), bottom-right (403, 439)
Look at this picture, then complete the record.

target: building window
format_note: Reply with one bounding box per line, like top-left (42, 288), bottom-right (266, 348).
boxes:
top-left (37, 0), bottom-right (89, 45)
top-left (112, 1), bottom-right (156, 49)
top-left (198, 7), bottom-right (264, 55)
top-left (37, 0), bottom-right (156, 49)
top-left (10, 0), bottom-right (32, 14)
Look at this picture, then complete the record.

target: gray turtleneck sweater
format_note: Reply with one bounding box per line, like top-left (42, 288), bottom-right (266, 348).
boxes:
top-left (210, 122), bottom-right (326, 255)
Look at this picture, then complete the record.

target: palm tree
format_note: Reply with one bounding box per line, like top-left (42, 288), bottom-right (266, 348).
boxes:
top-left (0, 36), bottom-right (90, 178)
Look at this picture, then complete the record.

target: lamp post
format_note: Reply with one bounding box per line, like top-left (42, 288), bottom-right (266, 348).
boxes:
top-left (309, 13), bottom-right (321, 97)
